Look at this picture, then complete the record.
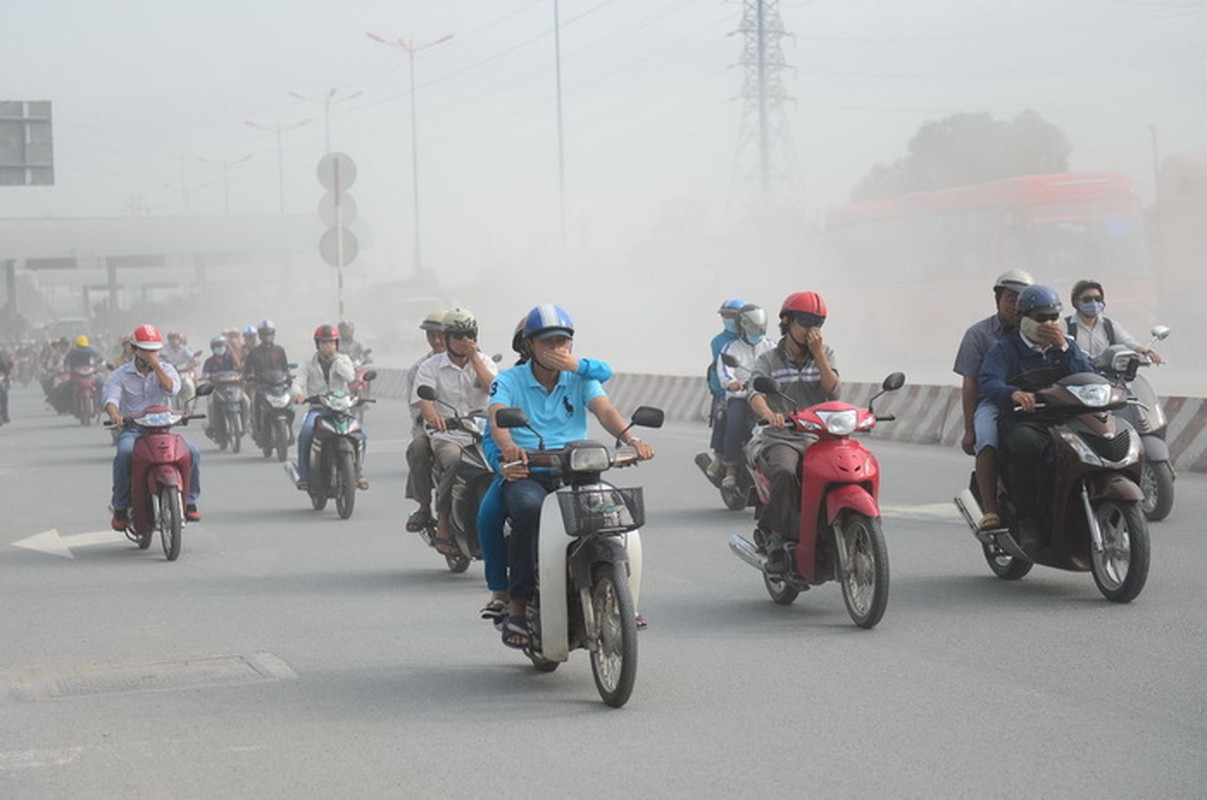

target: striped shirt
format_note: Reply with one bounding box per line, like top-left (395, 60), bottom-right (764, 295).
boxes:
top-left (751, 340), bottom-right (840, 437)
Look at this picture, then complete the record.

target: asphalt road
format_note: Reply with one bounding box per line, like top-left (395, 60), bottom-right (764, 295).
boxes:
top-left (1, 383), bottom-right (1204, 798)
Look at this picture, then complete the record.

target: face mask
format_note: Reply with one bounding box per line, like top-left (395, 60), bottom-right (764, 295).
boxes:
top-left (1019, 317), bottom-right (1042, 343)
top-left (1077, 300), bottom-right (1104, 318)
top-left (213, 347), bottom-right (227, 356)
top-left (723, 318), bottom-right (737, 334)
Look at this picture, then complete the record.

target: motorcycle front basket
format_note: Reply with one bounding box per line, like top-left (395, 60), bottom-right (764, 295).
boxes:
top-left (557, 487), bottom-right (644, 536)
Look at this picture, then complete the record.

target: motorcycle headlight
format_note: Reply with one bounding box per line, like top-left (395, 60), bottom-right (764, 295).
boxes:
top-left (568, 443), bottom-right (611, 473)
top-left (817, 409), bottom-right (858, 436)
top-left (140, 411), bottom-right (176, 427)
top-left (267, 393), bottom-right (291, 408)
top-left (1066, 383), bottom-right (1113, 408)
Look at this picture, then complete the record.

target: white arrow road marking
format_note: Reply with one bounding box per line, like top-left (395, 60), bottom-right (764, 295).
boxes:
top-left (879, 502), bottom-right (963, 522)
top-left (12, 528), bottom-right (122, 559)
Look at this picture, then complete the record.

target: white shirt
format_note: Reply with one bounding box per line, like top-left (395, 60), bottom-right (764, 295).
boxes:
top-left (295, 352), bottom-right (356, 399)
top-left (102, 360), bottom-right (181, 418)
top-left (411, 351), bottom-right (497, 439)
top-left (1066, 314), bottom-right (1139, 360)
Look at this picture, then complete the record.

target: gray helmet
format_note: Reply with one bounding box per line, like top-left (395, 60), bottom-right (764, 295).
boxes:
top-left (420, 309), bottom-right (449, 332)
top-left (994, 268), bottom-right (1034, 293)
top-left (210, 335), bottom-right (227, 349)
top-left (442, 308), bottom-right (478, 340)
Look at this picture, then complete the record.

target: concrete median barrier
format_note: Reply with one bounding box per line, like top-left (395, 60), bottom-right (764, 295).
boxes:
top-left (368, 368), bottom-right (1207, 473)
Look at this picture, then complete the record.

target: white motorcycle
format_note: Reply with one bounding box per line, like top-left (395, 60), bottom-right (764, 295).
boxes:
top-left (493, 404), bottom-right (663, 708)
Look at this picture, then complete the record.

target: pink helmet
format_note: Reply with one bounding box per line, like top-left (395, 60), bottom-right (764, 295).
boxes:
top-left (132, 324), bottom-right (164, 351)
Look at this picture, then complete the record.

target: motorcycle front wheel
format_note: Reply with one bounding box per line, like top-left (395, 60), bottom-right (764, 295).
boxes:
top-left (1090, 500), bottom-right (1149, 603)
top-left (837, 513), bottom-right (889, 629)
top-left (78, 396), bottom-right (93, 426)
top-left (228, 409), bottom-right (242, 454)
top-left (159, 487), bottom-right (182, 562)
top-left (589, 561), bottom-right (638, 708)
top-left (335, 450), bottom-right (357, 520)
top-left (1139, 461), bottom-right (1174, 522)
top-left (273, 419), bottom-right (289, 463)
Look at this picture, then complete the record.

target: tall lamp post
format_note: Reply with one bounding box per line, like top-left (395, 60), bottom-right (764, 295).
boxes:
top-left (287, 88), bottom-right (362, 154)
top-left (245, 117), bottom-right (311, 214)
top-left (366, 30), bottom-right (454, 275)
top-left (198, 154), bottom-right (252, 215)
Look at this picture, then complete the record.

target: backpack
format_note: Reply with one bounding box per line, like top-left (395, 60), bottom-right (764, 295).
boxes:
top-left (1066, 315), bottom-right (1115, 345)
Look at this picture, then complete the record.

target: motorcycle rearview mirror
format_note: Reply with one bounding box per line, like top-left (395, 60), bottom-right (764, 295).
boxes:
top-left (614, 405), bottom-right (664, 448)
top-left (868, 371), bottom-right (905, 416)
top-left (416, 385), bottom-right (437, 401)
top-left (195, 383), bottom-right (215, 398)
top-left (720, 353), bottom-right (739, 368)
top-left (492, 353), bottom-right (503, 363)
top-left (362, 369), bottom-right (377, 382)
top-left (495, 406), bottom-right (545, 450)
top-left (286, 362), bottom-right (298, 369)
top-left (751, 376), bottom-right (780, 395)
top-left (1148, 325), bottom-right (1170, 344)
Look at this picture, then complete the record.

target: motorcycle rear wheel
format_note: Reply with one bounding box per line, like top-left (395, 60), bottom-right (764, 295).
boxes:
top-left (1090, 500), bottom-right (1149, 603)
top-left (159, 488), bottom-right (182, 562)
top-left (721, 484), bottom-right (747, 511)
top-left (444, 552), bottom-right (471, 573)
top-left (838, 513), bottom-right (889, 629)
top-left (335, 451), bottom-right (357, 520)
top-left (763, 569), bottom-right (800, 605)
top-left (982, 542), bottom-right (1032, 580)
top-left (1139, 461), bottom-right (1174, 522)
top-left (228, 410), bottom-right (242, 454)
top-left (589, 561), bottom-right (638, 708)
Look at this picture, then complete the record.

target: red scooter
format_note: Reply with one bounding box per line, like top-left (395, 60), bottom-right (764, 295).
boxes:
top-left (106, 397), bottom-right (207, 561)
top-left (70, 364), bottom-right (102, 426)
top-left (729, 372), bottom-right (905, 628)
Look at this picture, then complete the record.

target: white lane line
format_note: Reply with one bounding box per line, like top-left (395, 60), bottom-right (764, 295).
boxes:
top-left (879, 502), bottom-right (963, 521)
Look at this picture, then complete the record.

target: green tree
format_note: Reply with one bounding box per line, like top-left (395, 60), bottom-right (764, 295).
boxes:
top-left (852, 110), bottom-right (1071, 201)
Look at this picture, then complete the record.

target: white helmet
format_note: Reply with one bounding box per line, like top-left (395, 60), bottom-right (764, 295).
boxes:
top-left (994, 268), bottom-right (1034, 293)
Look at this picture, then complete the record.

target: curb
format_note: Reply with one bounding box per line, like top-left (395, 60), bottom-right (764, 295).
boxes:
top-left (370, 368), bottom-right (1207, 474)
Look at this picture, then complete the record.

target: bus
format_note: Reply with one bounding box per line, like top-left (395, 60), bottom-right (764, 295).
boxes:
top-left (823, 171), bottom-right (1154, 381)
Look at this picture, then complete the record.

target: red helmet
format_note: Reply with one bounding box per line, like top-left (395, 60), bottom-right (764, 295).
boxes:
top-left (313, 324), bottom-right (340, 343)
top-left (132, 324), bottom-right (164, 351)
top-left (780, 291), bottom-right (827, 328)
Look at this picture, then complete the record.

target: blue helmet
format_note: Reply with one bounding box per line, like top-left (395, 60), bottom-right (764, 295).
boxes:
top-left (1017, 284), bottom-right (1063, 316)
top-left (522, 304), bottom-right (574, 341)
top-left (717, 298), bottom-right (746, 316)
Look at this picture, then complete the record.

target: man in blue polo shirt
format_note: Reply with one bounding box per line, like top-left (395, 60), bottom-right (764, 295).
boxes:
top-left (487, 304), bottom-right (655, 649)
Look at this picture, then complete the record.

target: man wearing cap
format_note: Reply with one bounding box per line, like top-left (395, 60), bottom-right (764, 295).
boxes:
top-left (1065, 279), bottom-right (1162, 364)
top-left (404, 309), bottom-right (449, 532)
top-left (953, 269), bottom-right (1033, 531)
top-left (102, 324), bottom-right (202, 531)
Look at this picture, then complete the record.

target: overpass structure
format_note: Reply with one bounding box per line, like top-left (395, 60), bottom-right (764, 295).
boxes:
top-left (0, 214), bottom-right (365, 320)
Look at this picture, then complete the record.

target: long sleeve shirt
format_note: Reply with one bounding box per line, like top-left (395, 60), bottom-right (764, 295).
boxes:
top-left (294, 353), bottom-right (356, 400)
top-left (979, 331), bottom-right (1096, 408)
top-left (102, 361), bottom-right (181, 418)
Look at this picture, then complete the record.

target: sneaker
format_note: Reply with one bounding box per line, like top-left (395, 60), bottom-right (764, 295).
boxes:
top-left (705, 456), bottom-right (723, 479)
top-left (185, 504), bottom-right (201, 522)
top-left (721, 475), bottom-right (737, 490)
top-left (110, 509), bottom-right (128, 531)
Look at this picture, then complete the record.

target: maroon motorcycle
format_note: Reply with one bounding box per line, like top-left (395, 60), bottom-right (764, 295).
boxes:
top-left (106, 399), bottom-right (207, 561)
top-left (70, 364), bottom-right (103, 426)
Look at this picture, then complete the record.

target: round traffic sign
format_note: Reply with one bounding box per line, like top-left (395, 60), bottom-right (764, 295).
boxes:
top-left (319, 228), bottom-right (359, 267)
top-left (319, 192), bottom-right (358, 227)
top-left (317, 152), bottom-right (357, 192)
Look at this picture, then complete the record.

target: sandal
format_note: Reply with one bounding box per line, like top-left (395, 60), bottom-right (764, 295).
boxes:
top-left (635, 613), bottom-right (647, 630)
top-left (977, 512), bottom-right (1004, 532)
top-left (480, 599), bottom-right (507, 623)
top-left (405, 509), bottom-right (431, 532)
top-left (500, 616), bottom-right (530, 649)
top-left (434, 536), bottom-right (458, 555)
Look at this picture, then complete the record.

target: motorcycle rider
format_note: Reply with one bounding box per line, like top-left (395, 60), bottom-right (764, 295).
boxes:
top-left (292, 324), bottom-right (369, 492)
top-left (200, 334), bottom-right (247, 439)
top-left (0, 345), bottom-right (11, 424)
top-left (716, 303), bottom-right (773, 490)
top-left (953, 268), bottom-right (1034, 531)
top-left (705, 298), bottom-right (746, 478)
top-left (412, 308), bottom-right (498, 554)
top-left (747, 292), bottom-right (841, 574)
top-left (404, 309), bottom-right (449, 533)
top-left (1064, 278), bottom-right (1163, 364)
top-left (102, 324), bottom-right (203, 530)
top-left (486, 304), bottom-right (655, 649)
top-left (979, 284), bottom-right (1096, 553)
top-left (338, 320), bottom-right (370, 364)
top-left (52, 335), bottom-right (102, 414)
top-left (243, 320), bottom-right (289, 438)
top-left (161, 331), bottom-right (197, 410)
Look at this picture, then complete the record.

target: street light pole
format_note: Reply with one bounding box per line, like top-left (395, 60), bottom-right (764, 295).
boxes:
top-left (366, 30), bottom-right (455, 275)
top-left (553, 0), bottom-right (568, 265)
top-left (287, 88), bottom-right (363, 154)
top-left (245, 117), bottom-right (311, 214)
top-left (198, 154), bottom-right (252, 215)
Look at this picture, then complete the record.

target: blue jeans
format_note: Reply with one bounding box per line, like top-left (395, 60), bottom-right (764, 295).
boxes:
top-left (502, 474), bottom-right (559, 604)
top-left (111, 426), bottom-right (201, 510)
top-left (296, 408), bottom-right (367, 481)
top-left (476, 476), bottom-right (508, 592)
top-left (722, 397), bottom-right (752, 466)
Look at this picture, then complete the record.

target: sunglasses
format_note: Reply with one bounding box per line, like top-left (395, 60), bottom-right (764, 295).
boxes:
top-left (448, 331), bottom-right (475, 340)
top-left (1079, 295), bottom-right (1103, 304)
top-left (1032, 313), bottom-right (1061, 323)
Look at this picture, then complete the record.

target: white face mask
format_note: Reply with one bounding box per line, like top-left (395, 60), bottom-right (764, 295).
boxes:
top-left (1077, 300), bottom-right (1104, 318)
top-left (1019, 316), bottom-right (1043, 343)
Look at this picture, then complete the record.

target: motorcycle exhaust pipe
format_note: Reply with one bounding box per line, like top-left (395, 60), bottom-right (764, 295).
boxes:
top-left (728, 534), bottom-right (768, 572)
top-left (283, 461), bottom-right (300, 484)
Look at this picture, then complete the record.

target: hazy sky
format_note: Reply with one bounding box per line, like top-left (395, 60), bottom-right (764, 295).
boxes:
top-left (4, 1), bottom-right (1205, 382)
